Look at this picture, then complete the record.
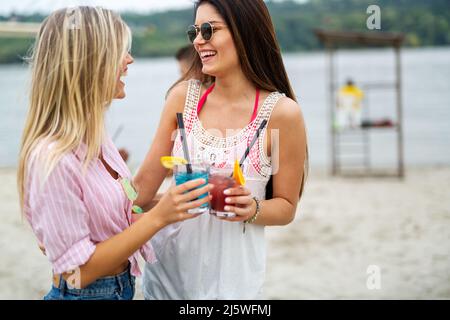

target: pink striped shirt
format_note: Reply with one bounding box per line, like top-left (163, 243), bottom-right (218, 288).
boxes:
top-left (23, 134), bottom-right (156, 277)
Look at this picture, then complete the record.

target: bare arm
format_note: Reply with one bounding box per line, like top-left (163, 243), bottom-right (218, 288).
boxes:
top-left (63, 179), bottom-right (213, 289)
top-left (133, 81), bottom-right (190, 210)
top-left (223, 97), bottom-right (307, 226)
top-left (256, 97), bottom-right (307, 225)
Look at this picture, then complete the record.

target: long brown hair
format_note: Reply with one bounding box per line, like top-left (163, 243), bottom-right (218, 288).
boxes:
top-left (178, 0), bottom-right (308, 200)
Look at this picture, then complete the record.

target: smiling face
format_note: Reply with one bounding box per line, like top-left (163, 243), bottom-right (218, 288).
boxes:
top-left (114, 52), bottom-right (134, 99)
top-left (193, 3), bottom-right (240, 77)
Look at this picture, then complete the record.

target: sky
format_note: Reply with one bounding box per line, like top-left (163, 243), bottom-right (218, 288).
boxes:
top-left (0, 0), bottom-right (302, 15)
top-left (0, 0), bottom-right (195, 15)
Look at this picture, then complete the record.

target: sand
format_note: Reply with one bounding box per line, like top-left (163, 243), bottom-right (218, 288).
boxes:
top-left (1, 166), bottom-right (449, 300)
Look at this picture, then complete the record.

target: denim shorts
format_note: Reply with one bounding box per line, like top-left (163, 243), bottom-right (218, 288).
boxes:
top-left (43, 265), bottom-right (136, 300)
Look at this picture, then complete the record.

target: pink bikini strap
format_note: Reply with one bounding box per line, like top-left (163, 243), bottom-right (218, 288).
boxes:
top-left (250, 89), bottom-right (260, 123)
top-left (197, 83), bottom-right (260, 124)
top-left (197, 83), bottom-right (215, 114)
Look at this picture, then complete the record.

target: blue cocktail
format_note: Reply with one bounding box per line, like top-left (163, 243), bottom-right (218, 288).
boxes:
top-left (173, 163), bottom-right (210, 214)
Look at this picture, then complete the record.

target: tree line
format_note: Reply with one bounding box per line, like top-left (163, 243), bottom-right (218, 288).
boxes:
top-left (0, 0), bottom-right (448, 63)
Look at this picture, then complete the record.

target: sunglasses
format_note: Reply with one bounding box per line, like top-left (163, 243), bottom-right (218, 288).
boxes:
top-left (186, 22), bottom-right (224, 43)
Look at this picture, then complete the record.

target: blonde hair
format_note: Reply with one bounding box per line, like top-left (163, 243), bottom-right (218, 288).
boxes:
top-left (17, 6), bottom-right (131, 210)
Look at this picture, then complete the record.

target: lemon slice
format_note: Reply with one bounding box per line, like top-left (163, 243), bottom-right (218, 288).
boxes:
top-left (160, 156), bottom-right (188, 169)
top-left (232, 159), bottom-right (246, 186)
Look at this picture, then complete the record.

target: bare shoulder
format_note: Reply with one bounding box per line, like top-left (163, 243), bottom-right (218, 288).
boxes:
top-left (270, 96), bottom-right (304, 128)
top-left (164, 80), bottom-right (191, 114)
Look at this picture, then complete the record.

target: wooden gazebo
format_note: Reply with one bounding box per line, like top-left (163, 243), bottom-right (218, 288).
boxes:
top-left (314, 29), bottom-right (405, 178)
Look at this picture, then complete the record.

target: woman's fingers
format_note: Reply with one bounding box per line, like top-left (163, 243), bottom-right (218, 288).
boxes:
top-left (179, 184), bottom-right (213, 202)
top-left (220, 187), bottom-right (254, 221)
top-left (224, 195), bottom-right (253, 206)
top-left (222, 205), bottom-right (250, 217)
top-left (174, 178), bottom-right (206, 194)
top-left (179, 195), bottom-right (212, 212)
top-left (224, 186), bottom-right (251, 196)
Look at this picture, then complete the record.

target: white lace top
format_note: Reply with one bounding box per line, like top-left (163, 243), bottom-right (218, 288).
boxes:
top-left (143, 80), bottom-right (285, 299)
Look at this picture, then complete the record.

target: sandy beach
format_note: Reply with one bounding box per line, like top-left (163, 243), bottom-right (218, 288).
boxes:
top-left (1, 166), bottom-right (449, 300)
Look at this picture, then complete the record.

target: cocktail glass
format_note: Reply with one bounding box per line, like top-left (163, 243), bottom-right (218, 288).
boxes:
top-left (173, 162), bottom-right (210, 214)
top-left (209, 166), bottom-right (238, 218)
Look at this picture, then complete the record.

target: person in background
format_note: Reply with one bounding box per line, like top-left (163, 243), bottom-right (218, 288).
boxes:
top-left (336, 78), bottom-right (364, 129)
top-left (175, 44), bottom-right (203, 79)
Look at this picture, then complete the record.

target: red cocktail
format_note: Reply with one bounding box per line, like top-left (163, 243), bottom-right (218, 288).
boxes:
top-left (209, 168), bottom-right (238, 218)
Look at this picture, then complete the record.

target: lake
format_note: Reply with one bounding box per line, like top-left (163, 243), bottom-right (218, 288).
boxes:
top-left (0, 47), bottom-right (449, 171)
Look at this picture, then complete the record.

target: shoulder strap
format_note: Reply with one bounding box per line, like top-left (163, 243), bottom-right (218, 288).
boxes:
top-left (173, 80), bottom-right (201, 155)
top-left (249, 89), bottom-right (260, 123)
top-left (246, 92), bottom-right (285, 175)
top-left (196, 83), bottom-right (215, 115)
top-left (248, 92), bottom-right (285, 144)
top-left (183, 79), bottom-right (202, 135)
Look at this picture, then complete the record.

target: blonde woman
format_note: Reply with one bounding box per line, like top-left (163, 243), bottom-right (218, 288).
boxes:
top-left (17, 6), bottom-right (211, 300)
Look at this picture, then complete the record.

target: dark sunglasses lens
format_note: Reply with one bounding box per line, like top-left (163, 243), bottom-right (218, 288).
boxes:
top-left (187, 25), bottom-right (197, 43)
top-left (200, 23), bottom-right (213, 41)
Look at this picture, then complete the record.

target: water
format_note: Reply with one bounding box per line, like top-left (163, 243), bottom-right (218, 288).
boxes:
top-left (1, 47), bottom-right (449, 170)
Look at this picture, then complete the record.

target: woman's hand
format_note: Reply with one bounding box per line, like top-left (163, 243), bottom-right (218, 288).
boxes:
top-left (151, 178), bottom-right (213, 227)
top-left (220, 186), bottom-right (256, 222)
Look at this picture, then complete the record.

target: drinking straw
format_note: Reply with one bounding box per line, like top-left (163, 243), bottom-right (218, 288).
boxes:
top-left (176, 113), bottom-right (193, 174)
top-left (239, 119), bottom-right (268, 168)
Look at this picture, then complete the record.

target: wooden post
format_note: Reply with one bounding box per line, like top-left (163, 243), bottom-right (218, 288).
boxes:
top-left (314, 29), bottom-right (405, 179)
top-left (395, 45), bottom-right (405, 178)
top-left (328, 43), bottom-right (337, 176)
